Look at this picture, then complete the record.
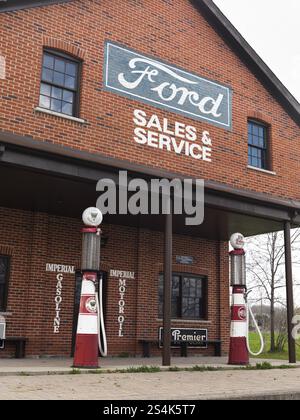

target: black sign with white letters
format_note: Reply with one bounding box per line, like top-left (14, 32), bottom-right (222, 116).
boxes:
top-left (159, 328), bottom-right (208, 348)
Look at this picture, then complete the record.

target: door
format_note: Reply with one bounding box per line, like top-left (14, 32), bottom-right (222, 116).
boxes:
top-left (71, 270), bottom-right (108, 356)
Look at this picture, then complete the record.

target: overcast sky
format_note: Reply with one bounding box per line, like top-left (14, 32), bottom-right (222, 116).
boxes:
top-left (213, 1), bottom-right (300, 306)
top-left (213, 0), bottom-right (300, 102)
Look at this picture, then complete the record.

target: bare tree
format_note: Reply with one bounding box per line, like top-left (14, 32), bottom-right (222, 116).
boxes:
top-left (246, 229), bottom-right (300, 353)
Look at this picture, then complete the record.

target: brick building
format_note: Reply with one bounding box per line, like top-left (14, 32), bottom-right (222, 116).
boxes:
top-left (0, 0), bottom-right (299, 360)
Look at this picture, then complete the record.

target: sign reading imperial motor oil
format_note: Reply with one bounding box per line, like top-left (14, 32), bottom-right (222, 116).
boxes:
top-left (104, 41), bottom-right (232, 130)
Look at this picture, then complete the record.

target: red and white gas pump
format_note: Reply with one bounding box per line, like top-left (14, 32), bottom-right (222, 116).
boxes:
top-left (228, 233), bottom-right (264, 365)
top-left (73, 207), bottom-right (107, 369)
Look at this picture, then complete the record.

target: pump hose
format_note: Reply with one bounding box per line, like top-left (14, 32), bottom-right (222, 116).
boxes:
top-left (96, 277), bottom-right (108, 357)
top-left (246, 303), bottom-right (264, 356)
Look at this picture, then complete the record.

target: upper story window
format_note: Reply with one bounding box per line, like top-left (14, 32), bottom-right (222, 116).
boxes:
top-left (248, 120), bottom-right (268, 170)
top-left (39, 50), bottom-right (80, 117)
top-left (0, 256), bottom-right (10, 312)
top-left (158, 273), bottom-right (207, 320)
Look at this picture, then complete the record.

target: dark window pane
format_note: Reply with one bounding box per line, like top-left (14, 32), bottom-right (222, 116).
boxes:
top-left (258, 137), bottom-right (265, 149)
top-left (62, 102), bottom-right (73, 116)
top-left (53, 71), bottom-right (65, 86)
top-left (0, 256), bottom-right (10, 311)
top-left (63, 90), bottom-right (74, 103)
top-left (173, 276), bottom-right (180, 295)
top-left (0, 259), bottom-right (8, 284)
top-left (39, 95), bottom-right (51, 109)
top-left (52, 87), bottom-right (63, 100)
top-left (182, 298), bottom-right (199, 318)
top-left (40, 83), bottom-right (51, 96)
top-left (252, 136), bottom-right (260, 147)
top-left (258, 127), bottom-right (264, 138)
top-left (257, 149), bottom-right (262, 160)
top-left (252, 125), bottom-right (259, 136)
top-left (43, 54), bottom-right (54, 69)
top-left (65, 75), bottom-right (76, 89)
top-left (54, 58), bottom-right (65, 73)
top-left (0, 286), bottom-right (3, 310)
top-left (66, 62), bottom-right (76, 76)
top-left (51, 99), bottom-right (62, 113)
top-left (42, 68), bottom-right (53, 83)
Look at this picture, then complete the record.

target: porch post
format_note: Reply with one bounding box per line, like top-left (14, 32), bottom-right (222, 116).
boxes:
top-left (163, 198), bottom-right (172, 366)
top-left (284, 220), bottom-right (296, 364)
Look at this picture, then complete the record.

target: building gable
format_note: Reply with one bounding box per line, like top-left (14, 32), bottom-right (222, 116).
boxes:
top-left (0, 0), bottom-right (72, 12)
top-left (1, 0), bottom-right (298, 125)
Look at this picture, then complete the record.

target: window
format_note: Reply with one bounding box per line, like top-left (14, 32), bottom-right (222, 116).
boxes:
top-left (248, 120), bottom-right (268, 169)
top-left (158, 273), bottom-right (207, 320)
top-left (39, 50), bottom-right (80, 117)
top-left (0, 256), bottom-right (10, 311)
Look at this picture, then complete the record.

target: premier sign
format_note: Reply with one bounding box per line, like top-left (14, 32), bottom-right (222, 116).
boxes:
top-left (104, 42), bottom-right (232, 130)
top-left (159, 328), bottom-right (208, 348)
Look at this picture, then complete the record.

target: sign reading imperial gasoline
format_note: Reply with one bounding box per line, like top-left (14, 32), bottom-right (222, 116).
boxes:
top-left (104, 41), bottom-right (232, 130)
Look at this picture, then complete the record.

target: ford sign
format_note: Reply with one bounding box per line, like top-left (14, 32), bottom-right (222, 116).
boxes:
top-left (104, 41), bottom-right (232, 130)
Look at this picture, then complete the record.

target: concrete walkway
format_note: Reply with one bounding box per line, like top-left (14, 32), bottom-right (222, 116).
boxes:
top-left (1, 366), bottom-right (300, 400)
top-left (0, 356), bottom-right (298, 376)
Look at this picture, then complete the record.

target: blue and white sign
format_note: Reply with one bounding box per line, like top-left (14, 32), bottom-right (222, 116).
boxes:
top-left (104, 41), bottom-right (232, 130)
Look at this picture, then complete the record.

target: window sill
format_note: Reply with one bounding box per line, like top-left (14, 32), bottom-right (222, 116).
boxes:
top-left (35, 107), bottom-right (86, 124)
top-left (247, 165), bottom-right (276, 176)
top-left (157, 319), bottom-right (211, 324)
top-left (0, 312), bottom-right (12, 317)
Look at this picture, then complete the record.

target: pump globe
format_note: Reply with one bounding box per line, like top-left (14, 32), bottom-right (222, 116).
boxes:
top-left (230, 232), bottom-right (245, 250)
top-left (82, 207), bottom-right (103, 227)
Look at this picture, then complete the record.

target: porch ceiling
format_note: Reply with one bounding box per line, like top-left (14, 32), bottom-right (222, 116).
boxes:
top-left (0, 164), bottom-right (285, 241)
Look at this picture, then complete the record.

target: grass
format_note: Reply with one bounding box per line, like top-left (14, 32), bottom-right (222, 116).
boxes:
top-left (248, 332), bottom-right (300, 361)
top-left (168, 363), bottom-right (297, 373)
top-left (69, 363), bottom-right (297, 377)
top-left (16, 361), bottom-right (298, 377)
top-left (114, 366), bottom-right (161, 374)
top-left (70, 368), bottom-right (82, 375)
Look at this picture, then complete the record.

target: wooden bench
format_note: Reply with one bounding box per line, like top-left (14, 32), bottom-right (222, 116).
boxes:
top-left (139, 339), bottom-right (222, 358)
top-left (0, 337), bottom-right (27, 358)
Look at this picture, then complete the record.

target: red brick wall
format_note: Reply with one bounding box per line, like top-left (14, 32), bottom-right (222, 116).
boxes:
top-left (0, 0), bottom-right (299, 200)
top-left (0, 206), bottom-right (229, 358)
top-left (0, 0), bottom-right (295, 358)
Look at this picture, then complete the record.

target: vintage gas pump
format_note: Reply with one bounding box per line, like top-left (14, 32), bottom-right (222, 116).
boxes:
top-left (0, 316), bottom-right (6, 350)
top-left (228, 233), bottom-right (264, 365)
top-left (73, 207), bottom-right (107, 369)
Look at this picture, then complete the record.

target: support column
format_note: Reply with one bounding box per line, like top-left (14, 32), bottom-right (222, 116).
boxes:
top-left (284, 220), bottom-right (296, 364)
top-left (163, 203), bottom-right (172, 366)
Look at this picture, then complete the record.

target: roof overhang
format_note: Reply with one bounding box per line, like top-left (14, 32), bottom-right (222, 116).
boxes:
top-left (0, 0), bottom-right (72, 12)
top-left (0, 130), bottom-right (299, 240)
